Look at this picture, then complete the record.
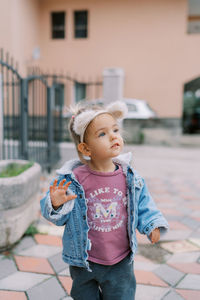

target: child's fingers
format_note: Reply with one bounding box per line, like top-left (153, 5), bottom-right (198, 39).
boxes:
top-left (65, 194), bottom-right (77, 202)
top-left (50, 186), bottom-right (54, 194)
top-left (58, 179), bottom-right (66, 188)
top-left (53, 179), bottom-right (58, 188)
top-left (64, 181), bottom-right (72, 191)
top-left (150, 230), bottom-right (160, 244)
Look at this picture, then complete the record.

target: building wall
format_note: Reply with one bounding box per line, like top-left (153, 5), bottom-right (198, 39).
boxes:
top-left (0, 0), bottom-right (40, 75)
top-left (37, 0), bottom-right (200, 117)
top-left (1, 0), bottom-right (200, 117)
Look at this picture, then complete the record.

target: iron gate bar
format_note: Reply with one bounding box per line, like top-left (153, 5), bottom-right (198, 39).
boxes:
top-left (20, 78), bottom-right (28, 160)
top-left (0, 49), bottom-right (22, 160)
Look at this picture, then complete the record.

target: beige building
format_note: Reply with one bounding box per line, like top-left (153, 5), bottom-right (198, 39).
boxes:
top-left (1, 0), bottom-right (200, 118)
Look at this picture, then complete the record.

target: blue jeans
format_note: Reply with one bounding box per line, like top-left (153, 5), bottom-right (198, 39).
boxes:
top-left (69, 254), bottom-right (136, 300)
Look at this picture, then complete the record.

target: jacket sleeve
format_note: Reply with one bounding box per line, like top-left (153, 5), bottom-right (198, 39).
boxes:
top-left (40, 175), bottom-right (75, 226)
top-left (137, 178), bottom-right (169, 238)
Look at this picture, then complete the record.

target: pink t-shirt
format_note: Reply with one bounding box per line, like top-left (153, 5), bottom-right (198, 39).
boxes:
top-left (73, 164), bottom-right (130, 265)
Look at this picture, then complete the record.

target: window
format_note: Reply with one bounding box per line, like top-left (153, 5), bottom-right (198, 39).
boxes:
top-left (127, 104), bottom-right (137, 112)
top-left (74, 11), bottom-right (88, 38)
top-left (51, 12), bottom-right (65, 39)
top-left (188, 0), bottom-right (200, 33)
top-left (75, 82), bottom-right (86, 102)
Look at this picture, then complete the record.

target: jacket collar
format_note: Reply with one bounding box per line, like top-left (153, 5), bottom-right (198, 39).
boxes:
top-left (56, 152), bottom-right (133, 176)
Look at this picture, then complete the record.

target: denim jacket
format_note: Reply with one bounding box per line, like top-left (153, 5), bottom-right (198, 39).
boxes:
top-left (40, 152), bottom-right (169, 271)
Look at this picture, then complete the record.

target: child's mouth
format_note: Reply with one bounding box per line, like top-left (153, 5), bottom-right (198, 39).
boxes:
top-left (111, 143), bottom-right (120, 148)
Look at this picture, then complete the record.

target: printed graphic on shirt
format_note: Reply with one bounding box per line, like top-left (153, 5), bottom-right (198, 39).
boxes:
top-left (87, 187), bottom-right (127, 233)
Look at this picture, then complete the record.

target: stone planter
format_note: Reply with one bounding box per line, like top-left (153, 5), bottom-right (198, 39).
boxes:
top-left (0, 160), bottom-right (41, 250)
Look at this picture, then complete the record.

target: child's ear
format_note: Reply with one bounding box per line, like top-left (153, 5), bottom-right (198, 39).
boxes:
top-left (78, 143), bottom-right (91, 157)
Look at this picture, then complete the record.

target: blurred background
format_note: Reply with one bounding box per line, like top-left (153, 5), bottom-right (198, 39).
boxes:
top-left (0, 0), bottom-right (200, 171)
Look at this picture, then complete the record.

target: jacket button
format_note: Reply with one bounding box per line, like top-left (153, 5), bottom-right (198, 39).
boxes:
top-left (83, 215), bottom-right (86, 220)
top-left (146, 227), bottom-right (149, 232)
top-left (128, 169), bottom-right (132, 173)
top-left (80, 194), bottom-right (83, 198)
top-left (151, 223), bottom-right (154, 226)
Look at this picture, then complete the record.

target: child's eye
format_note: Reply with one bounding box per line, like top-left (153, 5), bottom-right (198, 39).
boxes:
top-left (113, 128), bottom-right (119, 133)
top-left (98, 132), bottom-right (105, 137)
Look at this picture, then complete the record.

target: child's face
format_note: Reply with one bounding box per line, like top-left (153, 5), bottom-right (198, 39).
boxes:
top-left (84, 113), bottom-right (124, 160)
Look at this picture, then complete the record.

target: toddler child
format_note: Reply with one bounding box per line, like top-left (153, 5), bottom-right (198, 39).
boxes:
top-left (40, 101), bottom-right (169, 300)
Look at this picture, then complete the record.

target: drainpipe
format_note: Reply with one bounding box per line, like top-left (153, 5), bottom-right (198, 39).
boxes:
top-left (103, 68), bottom-right (124, 103)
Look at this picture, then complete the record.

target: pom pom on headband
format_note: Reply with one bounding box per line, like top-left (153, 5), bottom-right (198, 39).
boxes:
top-left (106, 101), bottom-right (128, 119)
top-left (73, 101), bottom-right (128, 143)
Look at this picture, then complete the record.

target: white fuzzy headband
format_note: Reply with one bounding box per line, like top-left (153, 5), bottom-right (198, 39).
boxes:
top-left (72, 101), bottom-right (128, 142)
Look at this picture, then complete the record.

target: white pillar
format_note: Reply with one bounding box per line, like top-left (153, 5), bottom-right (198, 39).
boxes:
top-left (0, 74), bottom-right (3, 160)
top-left (103, 68), bottom-right (124, 103)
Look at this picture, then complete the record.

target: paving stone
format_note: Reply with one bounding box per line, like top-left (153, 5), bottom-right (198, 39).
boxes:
top-left (188, 238), bottom-right (200, 248)
top-left (34, 234), bottom-right (62, 247)
top-left (16, 244), bottom-right (62, 258)
top-left (168, 262), bottom-right (200, 274)
top-left (155, 199), bottom-right (174, 206)
top-left (12, 237), bottom-right (36, 255)
top-left (0, 257), bottom-right (18, 280)
top-left (27, 276), bottom-right (66, 300)
top-left (165, 215), bottom-right (184, 221)
top-left (135, 270), bottom-right (168, 287)
top-left (59, 267), bottom-right (70, 276)
top-left (160, 230), bottom-right (191, 241)
top-left (58, 276), bottom-right (73, 295)
top-left (166, 252), bottom-right (200, 264)
top-left (135, 284), bottom-right (169, 300)
top-left (36, 224), bottom-right (64, 236)
top-left (48, 252), bottom-right (68, 273)
top-left (181, 216), bottom-right (200, 230)
top-left (192, 216), bottom-right (200, 222)
top-left (14, 255), bottom-right (55, 274)
top-left (154, 264), bottom-right (184, 286)
top-left (0, 290), bottom-right (27, 300)
top-left (176, 274), bottom-right (200, 290)
top-left (134, 260), bottom-right (159, 272)
top-left (176, 288), bottom-right (200, 300)
top-left (160, 240), bottom-right (199, 254)
top-left (162, 290), bottom-right (184, 300)
top-left (160, 208), bottom-right (183, 217)
top-left (175, 206), bottom-right (193, 215)
top-left (135, 254), bottom-right (152, 263)
top-left (0, 271), bottom-right (50, 291)
top-left (168, 221), bottom-right (190, 231)
top-left (190, 210), bottom-right (200, 218)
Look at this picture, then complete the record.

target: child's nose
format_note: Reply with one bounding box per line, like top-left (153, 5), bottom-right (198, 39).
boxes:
top-left (110, 132), bottom-right (117, 140)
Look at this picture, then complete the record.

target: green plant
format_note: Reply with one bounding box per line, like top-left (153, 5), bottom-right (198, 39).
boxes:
top-left (138, 131), bottom-right (145, 144)
top-left (0, 162), bottom-right (33, 178)
top-left (24, 224), bottom-right (39, 236)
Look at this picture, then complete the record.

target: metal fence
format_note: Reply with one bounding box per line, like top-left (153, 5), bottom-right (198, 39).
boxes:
top-left (29, 69), bottom-right (103, 142)
top-left (0, 49), bottom-right (103, 171)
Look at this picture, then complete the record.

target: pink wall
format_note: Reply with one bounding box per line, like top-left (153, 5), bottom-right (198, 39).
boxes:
top-left (0, 0), bottom-right (40, 75)
top-left (1, 0), bottom-right (200, 117)
top-left (37, 0), bottom-right (200, 117)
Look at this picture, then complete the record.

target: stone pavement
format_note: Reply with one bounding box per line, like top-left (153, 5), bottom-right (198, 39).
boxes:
top-left (0, 145), bottom-right (199, 300)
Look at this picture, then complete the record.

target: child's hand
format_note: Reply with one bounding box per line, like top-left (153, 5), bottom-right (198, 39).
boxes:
top-left (149, 228), bottom-right (160, 244)
top-left (50, 179), bottom-right (77, 210)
